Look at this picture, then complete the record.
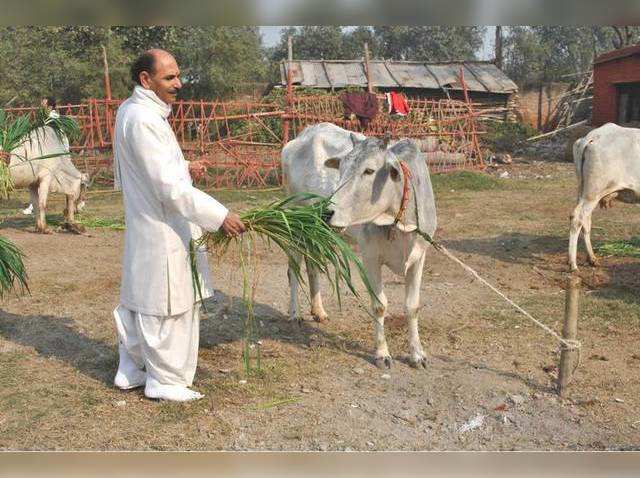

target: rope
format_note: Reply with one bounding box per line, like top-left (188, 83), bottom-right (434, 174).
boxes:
top-left (421, 235), bottom-right (582, 352)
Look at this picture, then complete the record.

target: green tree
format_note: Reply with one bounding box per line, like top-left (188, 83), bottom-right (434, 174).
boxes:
top-left (373, 26), bottom-right (485, 61)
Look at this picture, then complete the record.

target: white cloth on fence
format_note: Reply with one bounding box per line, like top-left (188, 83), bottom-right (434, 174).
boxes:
top-left (114, 305), bottom-right (200, 387)
top-left (113, 85), bottom-right (229, 316)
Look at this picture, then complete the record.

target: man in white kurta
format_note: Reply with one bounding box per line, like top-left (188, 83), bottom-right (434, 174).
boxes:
top-left (112, 49), bottom-right (245, 402)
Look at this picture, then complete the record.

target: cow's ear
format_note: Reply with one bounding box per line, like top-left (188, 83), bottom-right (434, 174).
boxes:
top-left (350, 132), bottom-right (364, 147)
top-left (324, 157), bottom-right (341, 170)
top-left (387, 158), bottom-right (401, 182)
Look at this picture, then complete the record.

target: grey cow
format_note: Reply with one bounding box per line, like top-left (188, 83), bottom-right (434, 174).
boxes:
top-left (7, 126), bottom-right (88, 234)
top-left (282, 123), bottom-right (437, 368)
top-left (569, 122), bottom-right (640, 271)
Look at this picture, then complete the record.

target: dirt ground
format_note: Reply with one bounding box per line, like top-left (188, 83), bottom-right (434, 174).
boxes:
top-left (0, 158), bottom-right (639, 451)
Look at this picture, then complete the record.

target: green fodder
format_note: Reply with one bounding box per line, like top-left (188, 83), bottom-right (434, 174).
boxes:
top-left (0, 235), bottom-right (28, 298)
top-left (595, 237), bottom-right (640, 258)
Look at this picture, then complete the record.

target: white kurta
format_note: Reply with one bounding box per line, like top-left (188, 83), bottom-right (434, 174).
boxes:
top-left (113, 86), bottom-right (228, 316)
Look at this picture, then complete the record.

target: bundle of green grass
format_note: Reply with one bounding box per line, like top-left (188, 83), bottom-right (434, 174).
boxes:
top-left (195, 193), bottom-right (376, 307)
top-left (0, 107), bottom-right (80, 199)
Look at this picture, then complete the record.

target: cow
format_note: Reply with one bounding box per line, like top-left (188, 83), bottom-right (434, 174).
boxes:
top-left (569, 122), bottom-right (640, 271)
top-left (282, 123), bottom-right (438, 368)
top-left (7, 126), bottom-right (89, 234)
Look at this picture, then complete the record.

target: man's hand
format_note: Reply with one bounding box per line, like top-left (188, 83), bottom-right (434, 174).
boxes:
top-left (221, 212), bottom-right (246, 237)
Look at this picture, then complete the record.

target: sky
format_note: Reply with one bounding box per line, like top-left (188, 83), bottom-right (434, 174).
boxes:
top-left (259, 26), bottom-right (496, 60)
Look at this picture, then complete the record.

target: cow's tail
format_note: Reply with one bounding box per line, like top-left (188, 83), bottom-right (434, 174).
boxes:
top-left (573, 136), bottom-right (593, 199)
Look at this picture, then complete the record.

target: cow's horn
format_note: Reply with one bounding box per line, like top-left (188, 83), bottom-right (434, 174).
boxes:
top-left (381, 133), bottom-right (392, 149)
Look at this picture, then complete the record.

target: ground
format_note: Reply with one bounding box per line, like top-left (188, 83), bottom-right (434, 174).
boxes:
top-left (0, 158), bottom-right (639, 451)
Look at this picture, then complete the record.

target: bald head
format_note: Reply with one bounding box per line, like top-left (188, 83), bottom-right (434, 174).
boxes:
top-left (131, 49), bottom-right (174, 85)
top-left (130, 49), bottom-right (182, 104)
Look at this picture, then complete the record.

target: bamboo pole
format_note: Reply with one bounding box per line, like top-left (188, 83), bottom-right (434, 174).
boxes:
top-left (557, 275), bottom-right (581, 396)
top-left (364, 42), bottom-right (373, 93)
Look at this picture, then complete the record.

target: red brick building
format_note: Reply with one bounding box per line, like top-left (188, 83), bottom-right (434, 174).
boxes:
top-left (592, 45), bottom-right (640, 126)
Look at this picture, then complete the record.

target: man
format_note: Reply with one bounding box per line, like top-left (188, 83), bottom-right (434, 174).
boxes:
top-left (112, 49), bottom-right (246, 402)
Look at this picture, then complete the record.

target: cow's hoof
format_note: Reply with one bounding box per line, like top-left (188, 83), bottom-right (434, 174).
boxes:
top-left (409, 354), bottom-right (428, 369)
top-left (62, 222), bottom-right (87, 235)
top-left (588, 258), bottom-right (599, 267)
top-left (312, 313), bottom-right (329, 323)
top-left (36, 227), bottom-right (53, 235)
top-left (375, 355), bottom-right (393, 369)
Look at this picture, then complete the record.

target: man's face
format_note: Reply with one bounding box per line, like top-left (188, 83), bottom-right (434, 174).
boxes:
top-left (140, 53), bottom-right (182, 105)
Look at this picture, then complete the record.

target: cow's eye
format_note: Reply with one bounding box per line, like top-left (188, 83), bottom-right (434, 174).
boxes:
top-left (363, 168), bottom-right (375, 175)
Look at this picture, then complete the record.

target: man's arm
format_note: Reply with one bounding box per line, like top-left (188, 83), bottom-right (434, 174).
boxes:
top-left (128, 120), bottom-right (233, 232)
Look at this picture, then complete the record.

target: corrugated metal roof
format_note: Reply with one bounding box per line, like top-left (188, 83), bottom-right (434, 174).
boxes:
top-left (280, 60), bottom-right (517, 94)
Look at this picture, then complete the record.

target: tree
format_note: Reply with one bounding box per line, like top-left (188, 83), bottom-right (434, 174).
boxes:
top-left (0, 26), bottom-right (267, 104)
top-left (373, 26), bottom-right (486, 61)
top-left (271, 26), bottom-right (345, 62)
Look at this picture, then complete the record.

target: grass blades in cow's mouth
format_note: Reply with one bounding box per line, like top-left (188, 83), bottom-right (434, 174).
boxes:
top-left (191, 192), bottom-right (378, 376)
top-left (0, 235), bottom-right (28, 298)
top-left (0, 108), bottom-right (80, 199)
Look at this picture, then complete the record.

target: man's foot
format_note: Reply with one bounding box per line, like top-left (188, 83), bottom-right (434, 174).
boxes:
top-left (144, 378), bottom-right (204, 402)
top-left (114, 368), bottom-right (147, 390)
top-left (114, 343), bottom-right (146, 390)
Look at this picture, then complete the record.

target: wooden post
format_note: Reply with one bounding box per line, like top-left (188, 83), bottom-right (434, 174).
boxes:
top-left (557, 275), bottom-right (581, 396)
top-left (364, 42), bottom-right (372, 93)
top-left (494, 26), bottom-right (503, 70)
top-left (101, 45), bottom-right (112, 100)
top-left (537, 82), bottom-right (543, 131)
top-left (101, 44), bottom-right (114, 143)
top-left (282, 35), bottom-right (293, 147)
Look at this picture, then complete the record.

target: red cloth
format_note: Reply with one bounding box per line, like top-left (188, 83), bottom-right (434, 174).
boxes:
top-left (388, 92), bottom-right (409, 116)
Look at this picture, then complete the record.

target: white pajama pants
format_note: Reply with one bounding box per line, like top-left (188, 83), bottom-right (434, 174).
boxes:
top-left (113, 305), bottom-right (200, 387)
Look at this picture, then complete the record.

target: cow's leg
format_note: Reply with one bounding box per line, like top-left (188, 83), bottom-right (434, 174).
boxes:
top-left (28, 184), bottom-right (40, 228)
top-left (35, 177), bottom-right (52, 234)
top-left (305, 258), bottom-right (328, 322)
top-left (64, 193), bottom-right (76, 223)
top-left (569, 199), bottom-right (598, 271)
top-left (364, 253), bottom-right (391, 368)
top-left (568, 203), bottom-right (583, 271)
top-left (582, 213), bottom-right (598, 266)
top-left (405, 252), bottom-right (427, 368)
top-left (287, 253), bottom-right (303, 322)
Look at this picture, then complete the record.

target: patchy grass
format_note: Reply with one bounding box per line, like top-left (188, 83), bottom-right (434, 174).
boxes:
top-left (431, 171), bottom-right (507, 193)
top-left (595, 237), bottom-right (640, 258)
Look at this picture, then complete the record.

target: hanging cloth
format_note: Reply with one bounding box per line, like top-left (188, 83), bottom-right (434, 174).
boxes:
top-left (341, 91), bottom-right (379, 129)
top-left (387, 91), bottom-right (410, 116)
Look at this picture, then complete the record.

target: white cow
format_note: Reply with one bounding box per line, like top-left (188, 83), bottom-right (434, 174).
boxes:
top-left (282, 123), bottom-right (438, 368)
top-left (569, 123), bottom-right (640, 271)
top-left (7, 126), bottom-right (88, 234)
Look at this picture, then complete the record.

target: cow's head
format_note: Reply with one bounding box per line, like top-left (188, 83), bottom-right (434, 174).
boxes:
top-left (324, 134), bottom-right (405, 228)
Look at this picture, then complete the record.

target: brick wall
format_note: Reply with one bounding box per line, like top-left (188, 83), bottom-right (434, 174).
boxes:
top-left (593, 54), bottom-right (640, 126)
top-left (517, 82), bottom-right (571, 130)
